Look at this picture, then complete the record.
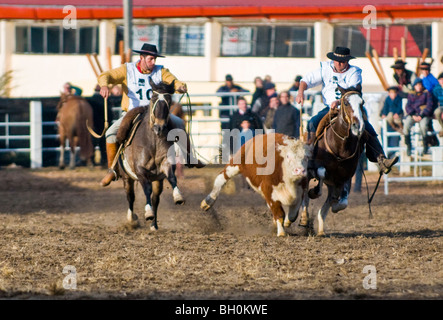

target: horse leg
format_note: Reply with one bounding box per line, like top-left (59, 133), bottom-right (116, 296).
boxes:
top-left (123, 178), bottom-right (138, 222)
top-left (317, 185), bottom-right (334, 237)
top-left (69, 136), bottom-right (78, 169)
top-left (299, 192), bottom-right (310, 227)
top-left (200, 164), bottom-right (240, 211)
top-left (149, 180), bottom-right (163, 231)
top-left (59, 138), bottom-right (66, 170)
top-left (138, 179), bottom-right (155, 222)
top-left (165, 164), bottom-right (185, 205)
top-left (308, 167), bottom-right (326, 199)
top-left (331, 179), bottom-right (350, 213)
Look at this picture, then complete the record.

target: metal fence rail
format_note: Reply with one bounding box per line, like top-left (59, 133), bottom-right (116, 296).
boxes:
top-left (381, 118), bottom-right (443, 195)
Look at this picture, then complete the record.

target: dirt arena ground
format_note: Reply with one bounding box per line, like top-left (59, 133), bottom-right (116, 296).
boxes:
top-left (0, 165), bottom-right (441, 300)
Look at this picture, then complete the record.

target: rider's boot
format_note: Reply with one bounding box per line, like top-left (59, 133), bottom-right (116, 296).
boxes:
top-left (100, 142), bottom-right (119, 187)
top-left (365, 132), bottom-right (399, 175)
top-left (332, 179), bottom-right (350, 213)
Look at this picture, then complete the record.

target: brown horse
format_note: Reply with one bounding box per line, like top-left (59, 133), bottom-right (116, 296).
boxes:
top-left (56, 94), bottom-right (94, 169)
top-left (117, 79), bottom-right (183, 231)
top-left (300, 87), bottom-right (366, 236)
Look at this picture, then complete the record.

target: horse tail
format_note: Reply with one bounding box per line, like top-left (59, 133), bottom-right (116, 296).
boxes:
top-left (76, 99), bottom-right (94, 161)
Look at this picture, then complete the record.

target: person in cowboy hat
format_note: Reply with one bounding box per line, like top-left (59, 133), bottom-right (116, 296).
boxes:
top-left (97, 43), bottom-right (205, 188)
top-left (296, 46), bottom-right (398, 211)
top-left (390, 59), bottom-right (416, 97)
top-left (419, 62), bottom-right (439, 93)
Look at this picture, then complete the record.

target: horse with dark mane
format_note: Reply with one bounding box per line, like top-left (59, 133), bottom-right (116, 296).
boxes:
top-left (116, 79), bottom-right (183, 231)
top-left (300, 87), bottom-right (366, 236)
top-left (56, 94), bottom-right (94, 169)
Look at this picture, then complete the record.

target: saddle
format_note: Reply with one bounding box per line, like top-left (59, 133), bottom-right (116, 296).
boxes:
top-left (116, 107), bottom-right (146, 147)
top-left (314, 108), bottom-right (339, 143)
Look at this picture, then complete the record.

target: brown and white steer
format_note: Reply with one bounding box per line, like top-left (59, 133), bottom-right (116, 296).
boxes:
top-left (201, 133), bottom-right (312, 236)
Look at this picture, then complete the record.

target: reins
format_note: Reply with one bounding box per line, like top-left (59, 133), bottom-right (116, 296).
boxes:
top-left (322, 91), bottom-right (363, 162)
top-left (177, 92), bottom-right (210, 164)
top-left (150, 90), bottom-right (171, 125)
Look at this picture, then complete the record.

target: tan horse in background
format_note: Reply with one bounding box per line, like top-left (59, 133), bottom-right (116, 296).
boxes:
top-left (56, 94), bottom-right (94, 169)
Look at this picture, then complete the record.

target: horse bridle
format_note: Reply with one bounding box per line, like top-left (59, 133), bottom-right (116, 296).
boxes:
top-left (150, 90), bottom-right (171, 124)
top-left (329, 90), bottom-right (361, 141)
top-left (324, 90), bottom-right (363, 161)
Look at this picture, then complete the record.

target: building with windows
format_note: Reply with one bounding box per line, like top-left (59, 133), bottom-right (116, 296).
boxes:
top-left (0, 0), bottom-right (442, 97)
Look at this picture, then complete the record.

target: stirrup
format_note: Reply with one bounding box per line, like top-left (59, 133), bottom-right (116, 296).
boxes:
top-left (379, 155), bottom-right (399, 174)
top-left (101, 169), bottom-right (118, 187)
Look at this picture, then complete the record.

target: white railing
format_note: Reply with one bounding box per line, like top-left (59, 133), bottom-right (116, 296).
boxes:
top-left (381, 118), bottom-right (443, 195)
top-left (1, 91), bottom-right (393, 169)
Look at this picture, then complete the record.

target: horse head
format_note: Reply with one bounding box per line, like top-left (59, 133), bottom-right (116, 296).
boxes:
top-left (338, 86), bottom-right (365, 138)
top-left (149, 78), bottom-right (175, 136)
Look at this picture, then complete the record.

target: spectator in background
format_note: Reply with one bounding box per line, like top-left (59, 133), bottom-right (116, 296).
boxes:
top-left (63, 82), bottom-right (83, 96)
top-left (251, 76), bottom-right (264, 108)
top-left (88, 84), bottom-right (110, 167)
top-left (216, 74), bottom-right (249, 106)
top-left (432, 72), bottom-right (443, 137)
top-left (403, 78), bottom-right (436, 155)
top-left (263, 75), bottom-right (272, 87)
top-left (252, 82), bottom-right (277, 122)
top-left (273, 91), bottom-right (300, 138)
top-left (216, 74), bottom-right (249, 129)
top-left (289, 75), bottom-right (302, 93)
top-left (380, 86), bottom-right (404, 133)
top-left (229, 97), bottom-right (263, 154)
top-left (229, 97), bottom-right (263, 132)
top-left (419, 62), bottom-right (439, 93)
top-left (263, 96), bottom-right (279, 132)
top-left (391, 60), bottom-right (416, 97)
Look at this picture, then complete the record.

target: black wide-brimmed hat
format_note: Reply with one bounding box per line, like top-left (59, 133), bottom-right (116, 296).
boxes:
top-left (419, 62), bottom-right (431, 70)
top-left (132, 43), bottom-right (165, 57)
top-left (327, 47), bottom-right (355, 62)
top-left (391, 59), bottom-right (407, 69)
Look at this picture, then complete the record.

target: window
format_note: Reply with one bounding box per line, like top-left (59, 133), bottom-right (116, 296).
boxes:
top-left (15, 25), bottom-right (99, 54)
top-left (221, 25), bottom-right (314, 57)
top-left (333, 24), bottom-right (432, 57)
top-left (116, 24), bottom-right (205, 56)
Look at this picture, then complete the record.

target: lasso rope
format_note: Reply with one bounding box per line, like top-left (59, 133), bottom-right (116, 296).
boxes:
top-left (178, 92), bottom-right (211, 164)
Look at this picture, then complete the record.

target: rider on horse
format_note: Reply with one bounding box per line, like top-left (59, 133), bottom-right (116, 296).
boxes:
top-left (295, 47), bottom-right (398, 204)
top-left (97, 43), bottom-right (205, 187)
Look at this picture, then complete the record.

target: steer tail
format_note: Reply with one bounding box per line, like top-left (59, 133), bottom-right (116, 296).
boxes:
top-left (201, 164), bottom-right (240, 211)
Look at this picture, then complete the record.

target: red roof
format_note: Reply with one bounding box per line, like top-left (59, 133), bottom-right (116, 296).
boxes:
top-left (1, 0), bottom-right (442, 20)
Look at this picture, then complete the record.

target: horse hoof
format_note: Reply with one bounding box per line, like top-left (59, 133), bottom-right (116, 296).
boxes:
top-left (299, 219), bottom-right (308, 227)
top-left (175, 199), bottom-right (185, 206)
top-left (173, 187), bottom-right (185, 205)
top-left (317, 231), bottom-right (326, 237)
top-left (201, 195), bottom-right (215, 211)
top-left (150, 225), bottom-right (158, 232)
top-left (284, 220), bottom-right (292, 228)
top-left (59, 165), bottom-right (65, 170)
